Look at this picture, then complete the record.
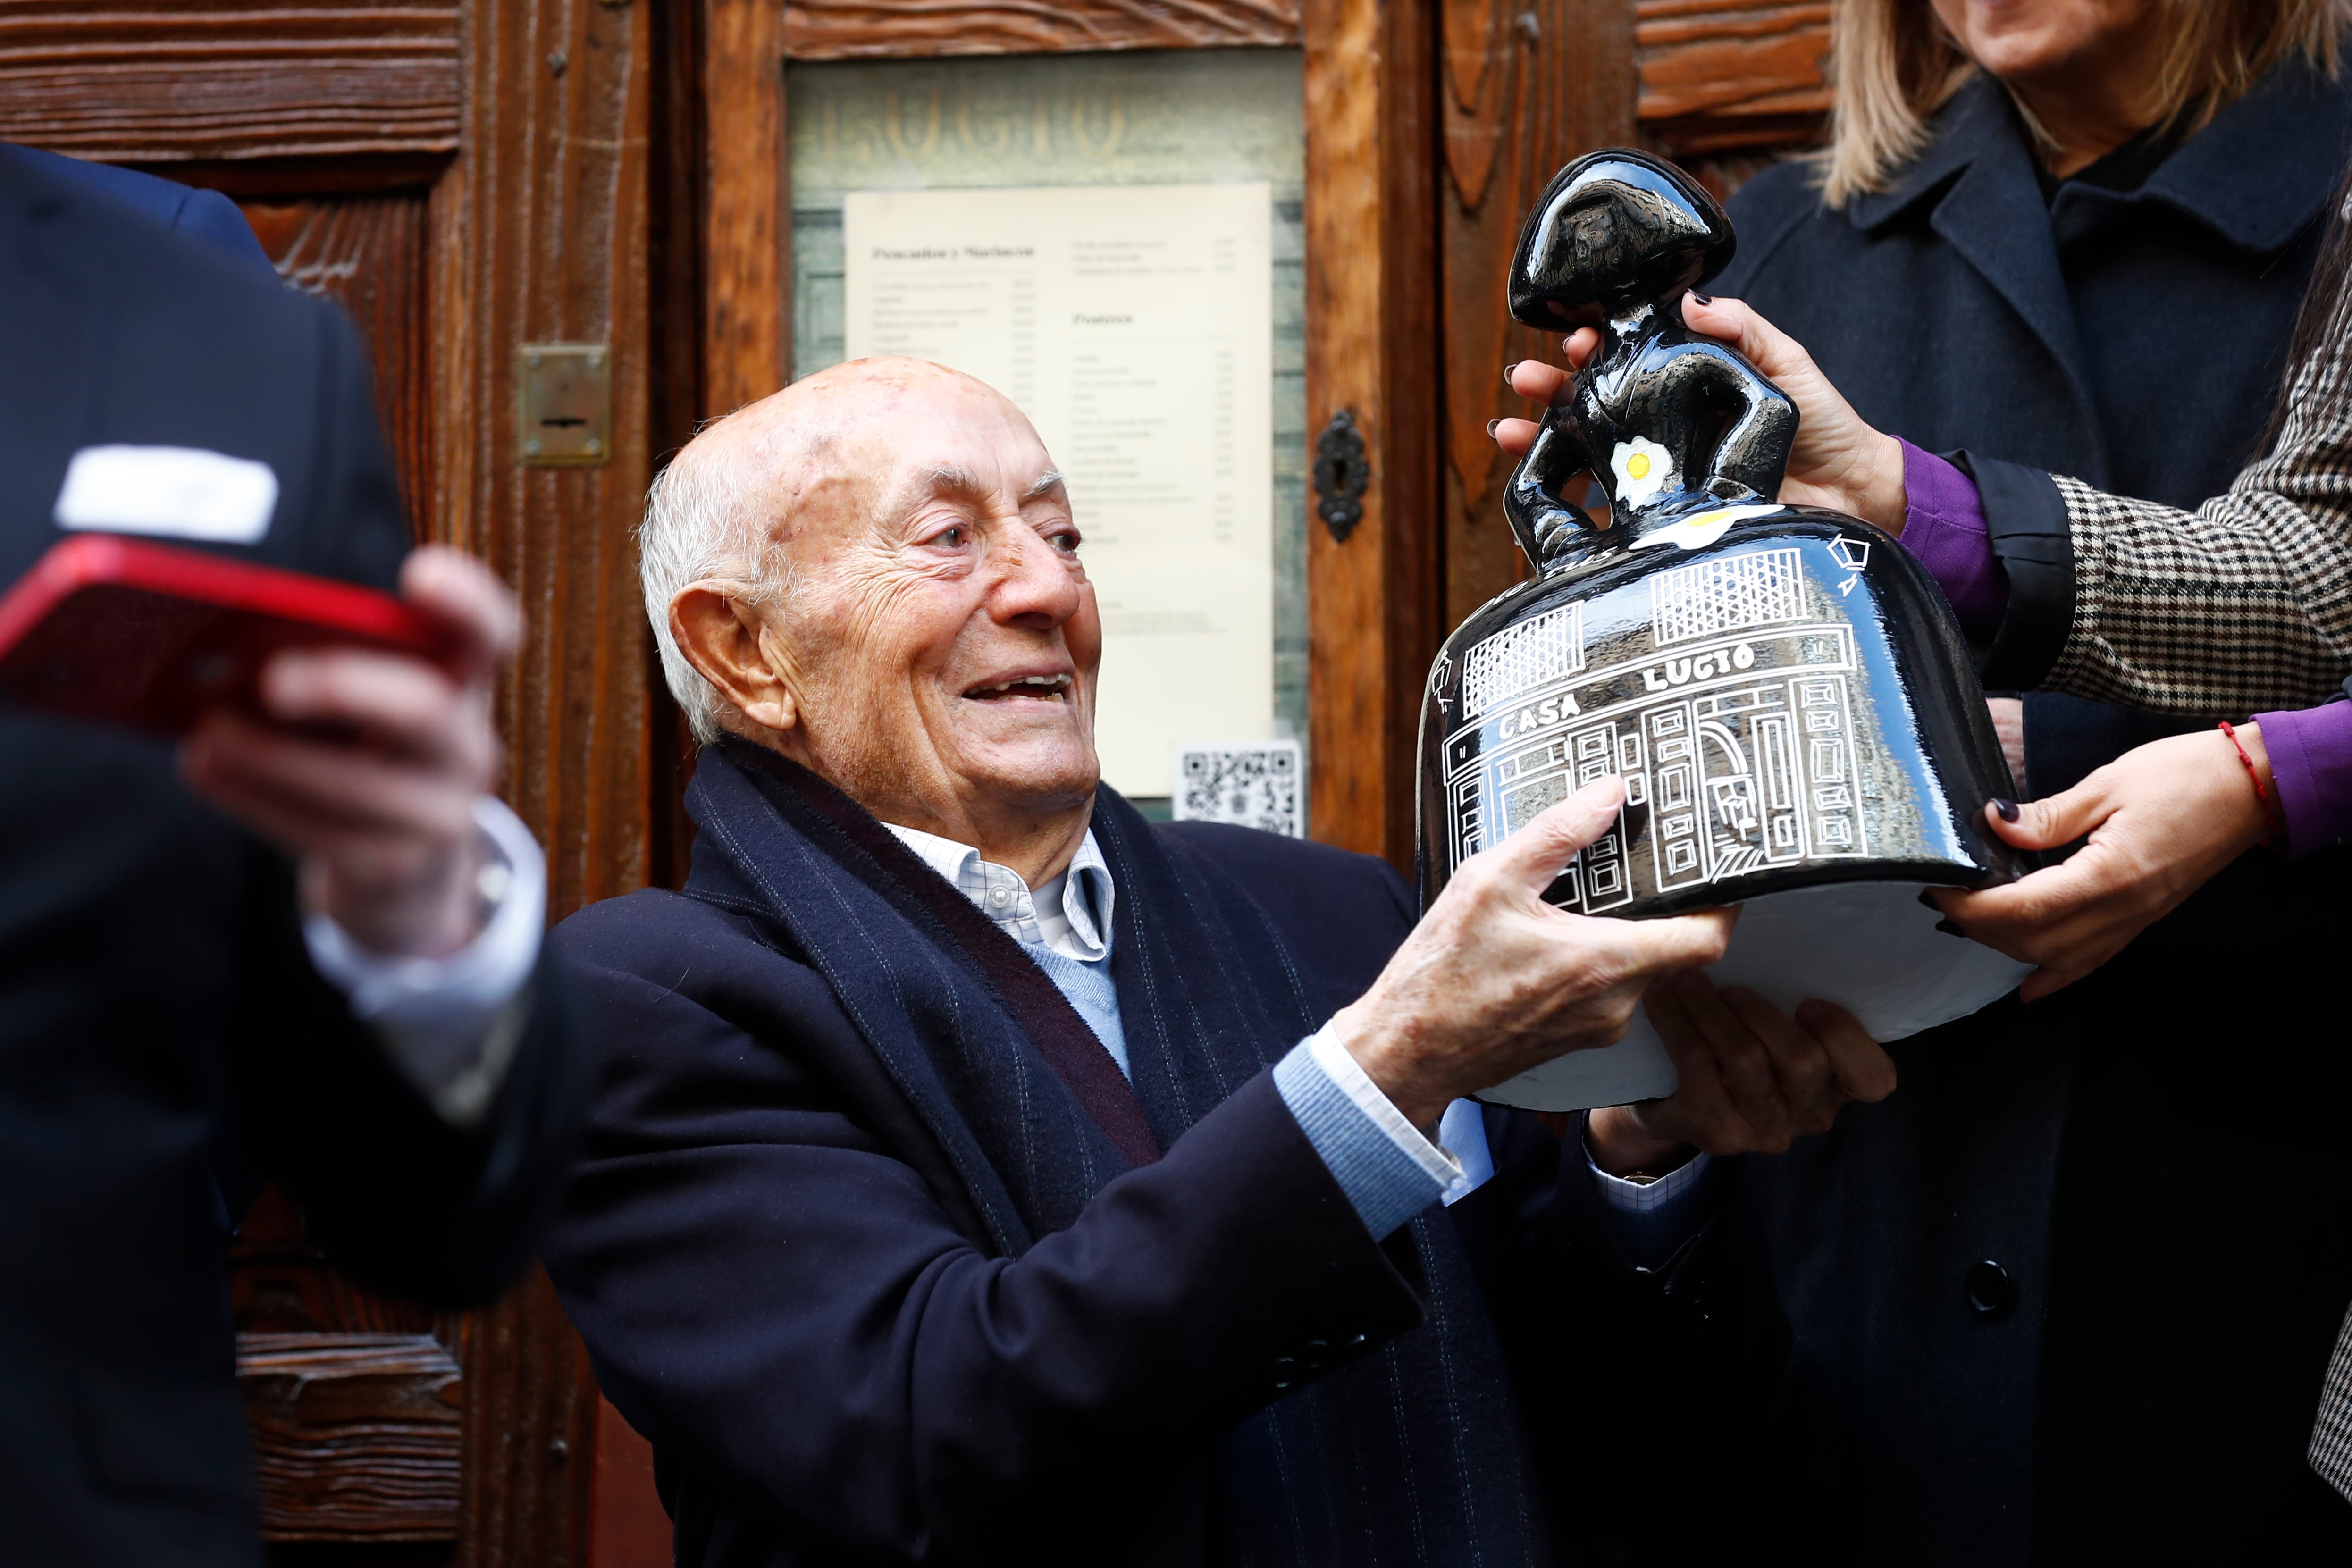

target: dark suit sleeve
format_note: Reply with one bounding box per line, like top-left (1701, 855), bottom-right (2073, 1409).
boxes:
top-left (297, 301), bottom-right (410, 591)
top-left (229, 846), bottom-right (593, 1305)
top-left (1945, 450), bottom-right (2075, 691)
top-left (545, 909), bottom-right (1425, 1563)
top-left (0, 143), bottom-right (274, 276)
top-left (1503, 1148), bottom-right (1792, 1552)
top-left (171, 186), bottom-right (273, 275)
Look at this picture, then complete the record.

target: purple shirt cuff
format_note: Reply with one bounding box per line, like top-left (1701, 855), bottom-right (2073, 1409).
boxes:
top-left (1897, 439), bottom-right (2009, 639)
top-left (2252, 702), bottom-right (2352, 855)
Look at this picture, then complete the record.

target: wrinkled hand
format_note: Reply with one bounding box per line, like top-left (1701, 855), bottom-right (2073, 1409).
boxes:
top-left (1492, 294), bottom-right (1909, 534)
top-left (179, 546), bottom-right (521, 959)
top-left (1928, 726), bottom-right (2272, 1001)
top-left (1329, 777), bottom-right (1737, 1128)
top-left (1585, 973), bottom-right (1895, 1173)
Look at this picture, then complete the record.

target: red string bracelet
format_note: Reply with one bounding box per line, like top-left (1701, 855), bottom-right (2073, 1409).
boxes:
top-left (2218, 720), bottom-right (2283, 849)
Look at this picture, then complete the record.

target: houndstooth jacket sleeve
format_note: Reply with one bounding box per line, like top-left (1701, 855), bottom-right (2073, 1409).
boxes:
top-left (2031, 281), bottom-right (2352, 716)
top-left (2312, 1313), bottom-right (2352, 1501)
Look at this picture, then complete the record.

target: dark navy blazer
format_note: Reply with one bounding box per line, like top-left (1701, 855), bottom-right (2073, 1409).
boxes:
top-left (544, 764), bottom-right (1596, 1568)
top-left (1557, 64), bottom-right (2352, 1566)
top-left (0, 145), bottom-right (590, 1568)
top-left (7, 143), bottom-right (272, 273)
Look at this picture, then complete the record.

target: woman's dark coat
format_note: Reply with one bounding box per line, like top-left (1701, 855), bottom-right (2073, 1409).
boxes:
top-left (1564, 61), bottom-right (2352, 1565)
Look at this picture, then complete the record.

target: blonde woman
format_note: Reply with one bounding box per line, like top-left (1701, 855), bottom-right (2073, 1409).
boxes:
top-left (1490, 4), bottom-right (2352, 1560)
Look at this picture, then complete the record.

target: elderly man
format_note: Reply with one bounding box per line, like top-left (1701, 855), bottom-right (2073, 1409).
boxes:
top-left (545, 357), bottom-right (1889, 1566)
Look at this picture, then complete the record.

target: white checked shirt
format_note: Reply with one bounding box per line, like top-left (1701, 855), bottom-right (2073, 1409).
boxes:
top-left (881, 821), bottom-right (1493, 1239)
top-left (885, 823), bottom-right (1116, 962)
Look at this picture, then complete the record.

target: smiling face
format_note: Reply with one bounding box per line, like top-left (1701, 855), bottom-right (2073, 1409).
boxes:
top-left (1927, 0), bottom-right (2160, 91)
top-left (672, 360), bottom-right (1103, 868)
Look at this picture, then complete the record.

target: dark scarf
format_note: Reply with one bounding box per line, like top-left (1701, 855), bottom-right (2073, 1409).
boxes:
top-left (690, 739), bottom-right (1546, 1567)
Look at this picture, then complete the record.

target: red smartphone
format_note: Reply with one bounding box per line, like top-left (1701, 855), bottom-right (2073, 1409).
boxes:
top-left (0, 534), bottom-right (449, 738)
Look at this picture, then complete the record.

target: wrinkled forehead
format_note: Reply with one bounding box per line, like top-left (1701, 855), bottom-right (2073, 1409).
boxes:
top-left (698, 362), bottom-right (1064, 573)
top-left (857, 382), bottom-right (1062, 525)
top-left (880, 455), bottom-right (1069, 525)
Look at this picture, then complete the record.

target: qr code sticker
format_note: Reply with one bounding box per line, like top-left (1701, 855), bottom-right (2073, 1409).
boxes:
top-left (1173, 741), bottom-right (1303, 838)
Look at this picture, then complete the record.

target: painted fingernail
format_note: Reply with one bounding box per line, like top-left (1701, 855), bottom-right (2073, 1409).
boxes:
top-left (1504, 362), bottom-right (1521, 384)
top-left (1916, 889), bottom-right (1940, 910)
top-left (1991, 798), bottom-right (2020, 822)
top-left (1688, 290), bottom-right (1713, 305)
top-left (1486, 418), bottom-right (1502, 436)
top-left (1935, 919), bottom-right (1964, 938)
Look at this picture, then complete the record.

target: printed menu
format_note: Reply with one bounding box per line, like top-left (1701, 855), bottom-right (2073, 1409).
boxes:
top-left (844, 183), bottom-right (1274, 795)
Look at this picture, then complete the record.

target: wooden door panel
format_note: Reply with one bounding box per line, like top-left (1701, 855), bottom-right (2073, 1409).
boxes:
top-left (1638, 0), bottom-right (1830, 154)
top-left (241, 1333), bottom-right (466, 1542)
top-left (440, 2), bottom-right (661, 1558)
top-left (1637, 0), bottom-right (1828, 208)
top-left (1440, 0), bottom-right (1829, 631)
top-left (1301, 0), bottom-right (1444, 864)
top-left (223, 191), bottom-right (466, 1555)
top-left (229, 1188), bottom-right (465, 1557)
top-left (243, 193), bottom-right (437, 535)
top-left (231, 1190), bottom-right (439, 1340)
top-left (782, 0), bottom-right (1300, 58)
top-left (0, 0), bottom-right (460, 164)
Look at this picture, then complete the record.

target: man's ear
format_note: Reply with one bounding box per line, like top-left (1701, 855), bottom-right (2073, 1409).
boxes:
top-left (671, 584), bottom-right (800, 734)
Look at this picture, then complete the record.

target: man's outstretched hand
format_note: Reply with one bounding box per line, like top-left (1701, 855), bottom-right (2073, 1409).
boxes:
top-left (1327, 777), bottom-right (1737, 1129)
top-left (1586, 972), bottom-right (1896, 1174)
top-left (179, 546), bottom-right (521, 960)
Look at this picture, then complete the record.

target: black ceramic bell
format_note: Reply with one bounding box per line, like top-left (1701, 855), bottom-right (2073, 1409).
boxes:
top-left (1418, 149), bottom-right (2028, 1112)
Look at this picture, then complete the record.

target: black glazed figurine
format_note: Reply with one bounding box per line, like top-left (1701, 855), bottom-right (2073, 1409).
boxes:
top-left (1419, 149), bottom-right (2028, 1112)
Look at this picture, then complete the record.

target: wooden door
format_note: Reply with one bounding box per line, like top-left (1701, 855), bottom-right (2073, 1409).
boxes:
top-left (0, 0), bottom-right (671, 1561)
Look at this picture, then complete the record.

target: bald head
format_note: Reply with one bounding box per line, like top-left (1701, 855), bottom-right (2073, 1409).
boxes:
top-left (640, 357), bottom-right (1062, 744)
top-left (644, 356), bottom-right (1100, 884)
top-left (704, 357), bottom-right (1024, 512)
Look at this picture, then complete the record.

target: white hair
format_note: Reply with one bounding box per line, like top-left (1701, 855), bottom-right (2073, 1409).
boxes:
top-left (638, 432), bottom-right (797, 746)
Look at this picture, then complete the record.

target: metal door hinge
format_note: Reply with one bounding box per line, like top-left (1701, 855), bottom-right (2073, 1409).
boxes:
top-left (1313, 409), bottom-right (1369, 542)
top-left (518, 344), bottom-right (612, 467)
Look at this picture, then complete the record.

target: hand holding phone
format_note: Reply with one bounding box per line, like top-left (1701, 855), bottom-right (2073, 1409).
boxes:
top-left (0, 533), bottom-right (456, 736)
top-left (182, 546), bottom-right (522, 959)
top-left (0, 535), bottom-right (525, 959)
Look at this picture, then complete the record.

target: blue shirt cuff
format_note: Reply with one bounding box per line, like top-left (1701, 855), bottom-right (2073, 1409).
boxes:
top-left (1272, 1028), bottom-right (1458, 1239)
top-left (1435, 1098), bottom-right (1496, 1207)
top-left (1579, 1111), bottom-right (1716, 1270)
